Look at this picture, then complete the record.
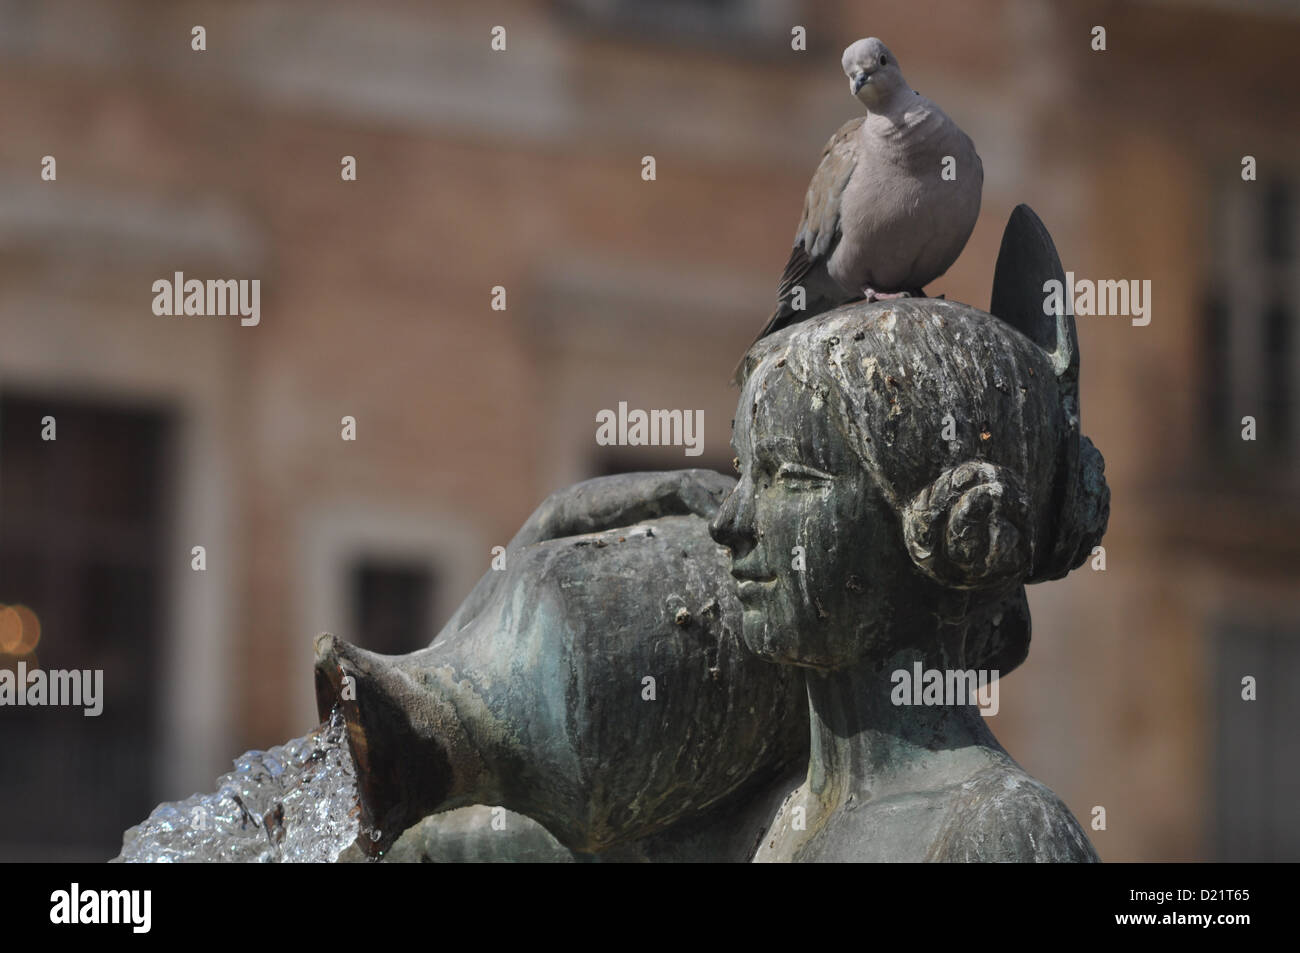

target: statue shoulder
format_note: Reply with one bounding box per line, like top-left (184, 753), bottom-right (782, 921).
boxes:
top-left (927, 764), bottom-right (1099, 863)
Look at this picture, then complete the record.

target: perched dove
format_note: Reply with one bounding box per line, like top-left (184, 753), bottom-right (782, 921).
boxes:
top-left (732, 37), bottom-right (982, 383)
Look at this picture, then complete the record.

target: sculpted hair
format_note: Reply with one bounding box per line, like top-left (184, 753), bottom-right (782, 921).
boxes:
top-left (742, 301), bottom-right (1109, 594)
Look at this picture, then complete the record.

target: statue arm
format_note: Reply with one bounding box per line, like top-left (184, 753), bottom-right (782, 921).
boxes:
top-left (509, 469), bottom-right (735, 547)
top-left (441, 469), bottom-right (735, 638)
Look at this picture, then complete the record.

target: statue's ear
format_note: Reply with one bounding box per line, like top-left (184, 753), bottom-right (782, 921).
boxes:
top-left (990, 204), bottom-right (1078, 390)
top-left (902, 461), bottom-right (1034, 591)
top-left (990, 204), bottom-right (1084, 579)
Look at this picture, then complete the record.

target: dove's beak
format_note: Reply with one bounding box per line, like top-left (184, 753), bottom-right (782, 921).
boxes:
top-left (850, 70), bottom-right (869, 96)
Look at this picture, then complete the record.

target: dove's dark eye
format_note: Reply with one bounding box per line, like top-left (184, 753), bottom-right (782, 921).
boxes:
top-left (880, 55), bottom-right (888, 66)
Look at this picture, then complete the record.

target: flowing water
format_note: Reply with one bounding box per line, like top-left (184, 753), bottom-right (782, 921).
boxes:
top-left (113, 707), bottom-right (365, 863)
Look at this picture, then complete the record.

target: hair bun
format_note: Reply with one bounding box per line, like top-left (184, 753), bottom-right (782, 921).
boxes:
top-left (903, 461), bottom-right (1034, 590)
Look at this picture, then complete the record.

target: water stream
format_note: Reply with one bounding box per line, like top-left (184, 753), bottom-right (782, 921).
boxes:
top-left (113, 707), bottom-right (365, 863)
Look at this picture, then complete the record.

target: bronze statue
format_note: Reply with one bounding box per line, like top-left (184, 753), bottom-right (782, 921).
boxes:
top-left (314, 206), bottom-right (1107, 862)
top-left (714, 208), bottom-right (1107, 861)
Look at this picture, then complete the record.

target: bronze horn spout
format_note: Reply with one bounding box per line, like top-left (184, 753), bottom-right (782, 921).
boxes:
top-left (313, 632), bottom-right (488, 857)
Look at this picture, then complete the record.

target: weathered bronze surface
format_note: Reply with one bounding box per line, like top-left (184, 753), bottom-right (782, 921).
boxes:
top-left (321, 206), bottom-right (1108, 862)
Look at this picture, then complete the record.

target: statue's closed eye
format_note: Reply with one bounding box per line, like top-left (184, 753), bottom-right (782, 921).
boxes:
top-left (776, 462), bottom-right (834, 487)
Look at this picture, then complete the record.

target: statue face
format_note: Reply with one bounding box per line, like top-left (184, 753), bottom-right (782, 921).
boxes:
top-left (711, 359), bottom-right (905, 669)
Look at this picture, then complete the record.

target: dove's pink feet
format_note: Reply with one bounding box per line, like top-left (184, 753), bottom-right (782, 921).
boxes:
top-left (862, 288), bottom-right (926, 303)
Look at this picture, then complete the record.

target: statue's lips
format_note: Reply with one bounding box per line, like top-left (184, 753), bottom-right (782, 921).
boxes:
top-left (733, 573), bottom-right (777, 598)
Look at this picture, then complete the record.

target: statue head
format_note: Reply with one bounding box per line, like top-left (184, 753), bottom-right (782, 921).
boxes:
top-left (711, 296), bottom-right (1108, 672)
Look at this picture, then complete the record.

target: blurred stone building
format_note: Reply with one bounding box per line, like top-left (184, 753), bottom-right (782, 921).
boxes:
top-left (0, 0), bottom-right (1296, 860)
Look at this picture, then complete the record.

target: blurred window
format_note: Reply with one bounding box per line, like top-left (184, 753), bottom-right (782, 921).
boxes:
top-left (1212, 621), bottom-right (1300, 861)
top-left (349, 559), bottom-right (435, 657)
top-left (0, 391), bottom-right (171, 860)
top-left (1207, 175), bottom-right (1297, 465)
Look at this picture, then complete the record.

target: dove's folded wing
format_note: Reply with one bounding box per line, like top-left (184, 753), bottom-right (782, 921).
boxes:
top-left (775, 118), bottom-right (861, 315)
top-left (730, 119), bottom-right (863, 385)
top-left (794, 117), bottom-right (863, 263)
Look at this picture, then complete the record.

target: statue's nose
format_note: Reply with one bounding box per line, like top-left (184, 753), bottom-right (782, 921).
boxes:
top-left (708, 483), bottom-right (756, 559)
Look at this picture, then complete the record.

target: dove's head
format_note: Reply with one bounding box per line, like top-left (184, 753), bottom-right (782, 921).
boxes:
top-left (842, 37), bottom-right (905, 109)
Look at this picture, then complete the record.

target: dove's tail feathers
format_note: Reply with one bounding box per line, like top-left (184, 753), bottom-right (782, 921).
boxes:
top-left (729, 304), bottom-right (786, 386)
top-left (728, 296), bottom-right (824, 386)
top-left (728, 249), bottom-right (845, 386)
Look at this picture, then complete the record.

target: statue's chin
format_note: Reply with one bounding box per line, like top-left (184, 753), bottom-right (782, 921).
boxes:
top-left (741, 613), bottom-right (850, 671)
top-left (740, 613), bottom-right (793, 665)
